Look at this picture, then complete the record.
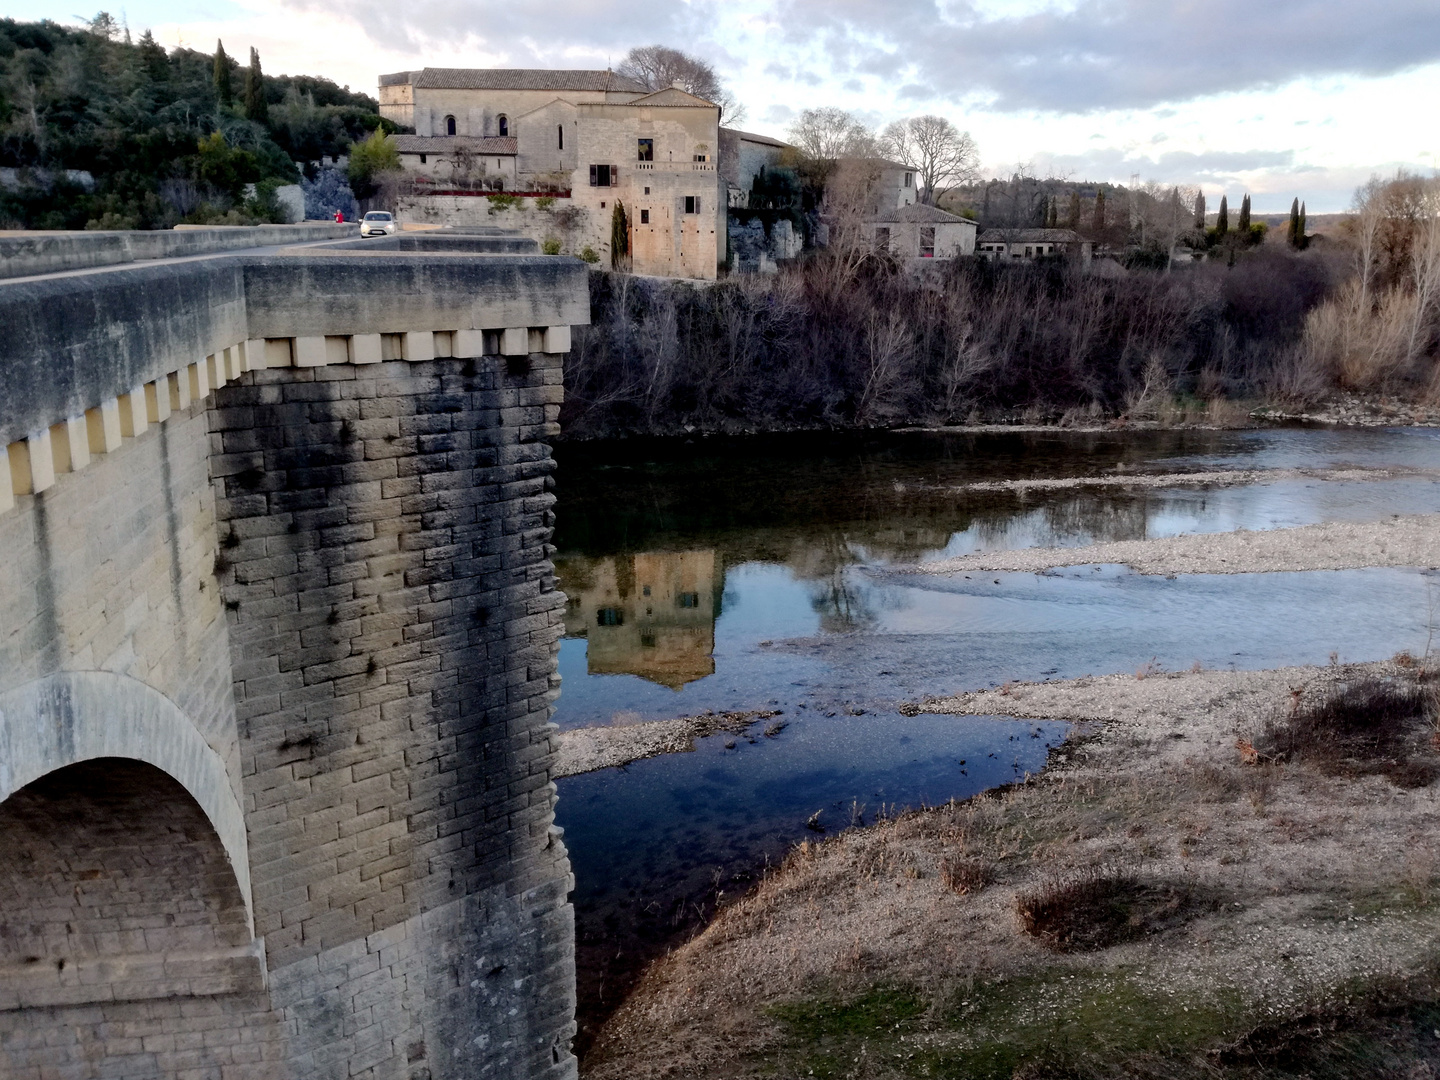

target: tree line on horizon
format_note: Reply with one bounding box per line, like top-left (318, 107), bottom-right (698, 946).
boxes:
top-left (0, 13), bottom-right (396, 228)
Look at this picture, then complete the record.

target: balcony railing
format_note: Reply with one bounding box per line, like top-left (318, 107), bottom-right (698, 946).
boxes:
top-left (633, 162), bottom-right (715, 172)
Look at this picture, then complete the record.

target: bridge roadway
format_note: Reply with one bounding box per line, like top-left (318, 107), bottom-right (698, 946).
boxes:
top-left (0, 224), bottom-right (586, 1079)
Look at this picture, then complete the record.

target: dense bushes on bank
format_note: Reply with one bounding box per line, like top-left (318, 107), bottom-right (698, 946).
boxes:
top-left (562, 246), bottom-right (1355, 439)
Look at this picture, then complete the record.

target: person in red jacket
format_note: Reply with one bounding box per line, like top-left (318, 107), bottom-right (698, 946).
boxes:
top-left (334, 208), bottom-right (344, 223)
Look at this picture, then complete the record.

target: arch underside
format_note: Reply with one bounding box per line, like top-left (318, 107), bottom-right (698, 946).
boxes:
top-left (0, 671), bottom-right (252, 929)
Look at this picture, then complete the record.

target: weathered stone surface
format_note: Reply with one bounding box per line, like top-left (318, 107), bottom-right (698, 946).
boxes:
top-left (0, 242), bottom-right (581, 1078)
top-left (0, 221), bottom-right (355, 281)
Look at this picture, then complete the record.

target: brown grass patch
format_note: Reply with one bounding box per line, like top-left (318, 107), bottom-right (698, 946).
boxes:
top-left (1015, 869), bottom-right (1213, 952)
top-left (1255, 676), bottom-right (1439, 787)
top-left (940, 856), bottom-right (994, 896)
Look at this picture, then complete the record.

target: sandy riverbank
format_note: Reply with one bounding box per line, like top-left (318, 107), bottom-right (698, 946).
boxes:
top-left (937, 464), bottom-right (1431, 494)
top-left (914, 511), bottom-right (1440, 576)
top-left (554, 710), bottom-right (781, 778)
top-left (583, 658), bottom-right (1440, 1078)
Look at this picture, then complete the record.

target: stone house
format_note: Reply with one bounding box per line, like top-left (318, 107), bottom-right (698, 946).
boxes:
top-left (719, 127), bottom-right (790, 208)
top-left (858, 158), bottom-right (919, 212)
top-left (867, 203), bottom-right (977, 259)
top-left (976, 227), bottom-right (1093, 261)
top-left (379, 68), bottom-right (724, 279)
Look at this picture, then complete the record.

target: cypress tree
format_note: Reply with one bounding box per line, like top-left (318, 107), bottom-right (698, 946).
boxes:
top-left (213, 40), bottom-right (232, 105)
top-left (1298, 201), bottom-right (1307, 249)
top-left (244, 47), bottom-right (268, 124)
top-left (1238, 194), bottom-right (1251, 236)
top-left (1288, 197), bottom-right (1300, 247)
top-left (1066, 189), bottom-right (1081, 230)
top-left (1093, 189), bottom-right (1106, 235)
top-left (1045, 196), bottom-right (1057, 228)
top-left (1217, 195), bottom-right (1229, 235)
top-left (611, 200), bottom-right (629, 269)
top-left (1194, 190), bottom-right (1206, 229)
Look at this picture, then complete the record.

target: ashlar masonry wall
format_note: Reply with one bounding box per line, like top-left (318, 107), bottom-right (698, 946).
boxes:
top-left (0, 234), bottom-right (586, 1080)
top-left (213, 350), bottom-right (574, 1079)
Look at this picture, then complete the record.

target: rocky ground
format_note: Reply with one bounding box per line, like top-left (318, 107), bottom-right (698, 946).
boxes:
top-left (555, 709), bottom-right (781, 778)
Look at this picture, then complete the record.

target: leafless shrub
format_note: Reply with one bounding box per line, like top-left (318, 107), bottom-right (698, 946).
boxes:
top-left (564, 249), bottom-right (1350, 439)
top-left (1015, 868), bottom-right (1209, 952)
top-left (1255, 677), bottom-right (1439, 786)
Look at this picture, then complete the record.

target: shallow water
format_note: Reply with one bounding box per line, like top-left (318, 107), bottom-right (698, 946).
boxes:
top-left (549, 426), bottom-right (1440, 1047)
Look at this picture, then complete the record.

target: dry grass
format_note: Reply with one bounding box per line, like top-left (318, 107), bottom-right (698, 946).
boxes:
top-left (1014, 868), bottom-right (1212, 952)
top-left (940, 855), bottom-right (994, 896)
top-left (1255, 675), bottom-right (1439, 786)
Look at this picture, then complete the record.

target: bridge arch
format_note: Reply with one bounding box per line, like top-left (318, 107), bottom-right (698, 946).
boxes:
top-left (0, 758), bottom-right (261, 1010)
top-left (0, 671), bottom-right (252, 930)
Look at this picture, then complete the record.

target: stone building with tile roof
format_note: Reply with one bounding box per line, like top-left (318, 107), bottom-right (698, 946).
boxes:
top-left (378, 68), bottom-right (723, 279)
top-left (976, 227), bottom-right (1092, 261)
top-left (867, 203), bottom-right (978, 259)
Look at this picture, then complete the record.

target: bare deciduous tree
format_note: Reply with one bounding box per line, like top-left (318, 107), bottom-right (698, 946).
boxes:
top-left (1133, 181), bottom-right (1200, 270)
top-left (785, 107), bottom-right (876, 161)
top-left (814, 158), bottom-right (889, 288)
top-left (617, 45), bottom-right (745, 124)
top-left (1407, 179), bottom-right (1440, 364)
top-left (878, 115), bottom-right (979, 205)
top-left (1351, 175), bottom-right (1387, 315)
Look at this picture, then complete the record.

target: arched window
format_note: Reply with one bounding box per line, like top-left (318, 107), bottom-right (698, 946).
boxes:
top-left (557, 124), bottom-right (564, 150)
top-left (444, 114), bottom-right (456, 136)
top-left (498, 114), bottom-right (509, 137)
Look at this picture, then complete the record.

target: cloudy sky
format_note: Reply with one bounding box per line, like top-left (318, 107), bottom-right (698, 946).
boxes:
top-left (10, 0), bottom-right (1440, 211)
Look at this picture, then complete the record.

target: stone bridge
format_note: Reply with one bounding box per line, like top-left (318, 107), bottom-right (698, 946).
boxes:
top-left (0, 225), bottom-right (586, 1079)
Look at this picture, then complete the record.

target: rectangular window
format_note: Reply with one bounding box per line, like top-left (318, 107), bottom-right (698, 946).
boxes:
top-left (644, 186), bottom-right (650, 195)
top-left (589, 164), bottom-right (612, 186)
top-left (640, 208), bottom-right (650, 224)
top-left (683, 196), bottom-right (701, 215)
top-left (920, 227), bottom-right (935, 257)
top-left (638, 138), bottom-right (654, 161)
top-left (419, 153), bottom-right (426, 164)
top-left (595, 607), bottom-right (624, 627)
top-left (676, 592), bottom-right (700, 609)
top-left (875, 227), bottom-right (890, 250)
top-left (904, 172), bottom-right (913, 187)
top-left (693, 153), bottom-right (707, 162)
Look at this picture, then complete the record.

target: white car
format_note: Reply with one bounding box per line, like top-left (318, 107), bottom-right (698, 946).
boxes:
top-left (360, 211), bottom-right (397, 237)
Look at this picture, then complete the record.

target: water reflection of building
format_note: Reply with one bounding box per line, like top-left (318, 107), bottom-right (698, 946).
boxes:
top-left (557, 551), bottom-right (722, 689)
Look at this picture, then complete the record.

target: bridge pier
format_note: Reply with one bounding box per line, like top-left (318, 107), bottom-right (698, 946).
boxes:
top-left (215, 352), bottom-right (574, 1077)
top-left (0, 229), bottom-right (585, 1079)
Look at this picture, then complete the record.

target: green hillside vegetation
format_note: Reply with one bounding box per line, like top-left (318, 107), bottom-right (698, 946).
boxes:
top-left (0, 13), bottom-right (398, 229)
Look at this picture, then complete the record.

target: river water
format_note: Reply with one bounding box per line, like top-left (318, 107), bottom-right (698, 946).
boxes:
top-left (549, 426), bottom-right (1440, 1049)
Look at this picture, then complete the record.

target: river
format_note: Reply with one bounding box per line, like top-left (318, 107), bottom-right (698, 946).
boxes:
top-left (549, 425), bottom-right (1440, 1052)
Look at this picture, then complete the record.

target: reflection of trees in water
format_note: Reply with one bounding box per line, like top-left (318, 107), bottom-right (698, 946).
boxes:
top-left (962, 492), bottom-right (1151, 551)
top-left (810, 566), bottom-right (877, 633)
top-left (785, 528), bottom-right (879, 632)
top-left (556, 488), bottom-right (1168, 637)
top-left (1039, 494), bottom-right (1150, 545)
top-left (726, 490), bottom-right (1154, 575)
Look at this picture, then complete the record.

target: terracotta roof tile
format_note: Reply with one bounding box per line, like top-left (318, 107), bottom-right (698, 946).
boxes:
top-left (382, 68), bottom-right (650, 93)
